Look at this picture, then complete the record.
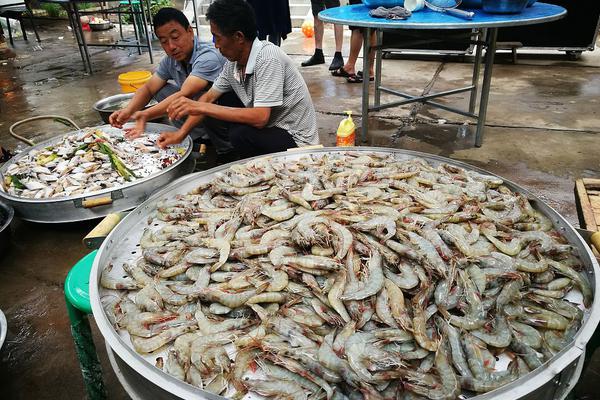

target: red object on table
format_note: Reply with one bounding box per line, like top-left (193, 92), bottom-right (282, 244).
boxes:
top-left (82, 23), bottom-right (91, 31)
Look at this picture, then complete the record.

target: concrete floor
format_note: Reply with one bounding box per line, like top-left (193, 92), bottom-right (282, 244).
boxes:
top-left (0, 19), bottom-right (599, 399)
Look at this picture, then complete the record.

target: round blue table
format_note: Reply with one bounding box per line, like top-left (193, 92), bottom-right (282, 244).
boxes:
top-left (319, 3), bottom-right (567, 146)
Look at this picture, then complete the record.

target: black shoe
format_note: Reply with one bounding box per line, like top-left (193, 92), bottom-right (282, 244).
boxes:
top-left (301, 52), bottom-right (325, 67)
top-left (329, 52), bottom-right (344, 71)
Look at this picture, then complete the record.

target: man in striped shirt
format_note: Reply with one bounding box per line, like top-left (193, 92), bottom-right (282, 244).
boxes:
top-left (163, 0), bottom-right (319, 159)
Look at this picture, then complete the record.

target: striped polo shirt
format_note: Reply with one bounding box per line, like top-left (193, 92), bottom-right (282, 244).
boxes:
top-left (212, 38), bottom-right (319, 146)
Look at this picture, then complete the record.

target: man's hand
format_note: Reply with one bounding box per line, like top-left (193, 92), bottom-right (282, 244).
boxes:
top-left (109, 109), bottom-right (132, 129)
top-left (167, 97), bottom-right (208, 121)
top-left (124, 111), bottom-right (148, 140)
top-left (157, 130), bottom-right (186, 149)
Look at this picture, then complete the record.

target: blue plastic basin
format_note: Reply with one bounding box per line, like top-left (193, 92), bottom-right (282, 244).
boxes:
top-left (482, 0), bottom-right (528, 14)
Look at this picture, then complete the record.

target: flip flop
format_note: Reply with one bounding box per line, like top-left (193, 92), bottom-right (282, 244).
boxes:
top-left (347, 74), bottom-right (374, 83)
top-left (331, 67), bottom-right (352, 78)
top-left (357, 71), bottom-right (375, 80)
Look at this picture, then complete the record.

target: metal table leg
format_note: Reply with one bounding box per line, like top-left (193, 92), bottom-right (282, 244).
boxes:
top-left (475, 27), bottom-right (498, 147)
top-left (191, 0), bottom-right (200, 40)
top-left (469, 28), bottom-right (484, 114)
top-left (71, 2), bottom-right (93, 74)
top-left (63, 3), bottom-right (87, 72)
top-left (361, 27), bottom-right (372, 143)
top-left (138, 0), bottom-right (153, 63)
top-left (374, 30), bottom-right (383, 108)
top-left (128, 0), bottom-right (142, 56)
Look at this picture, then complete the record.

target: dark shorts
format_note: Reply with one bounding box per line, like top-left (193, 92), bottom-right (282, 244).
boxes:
top-left (348, 0), bottom-right (362, 30)
top-left (311, 0), bottom-right (341, 17)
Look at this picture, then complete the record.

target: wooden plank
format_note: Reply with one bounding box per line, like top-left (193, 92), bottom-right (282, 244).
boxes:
top-left (582, 178), bottom-right (600, 190)
top-left (590, 197), bottom-right (600, 209)
top-left (575, 179), bottom-right (598, 231)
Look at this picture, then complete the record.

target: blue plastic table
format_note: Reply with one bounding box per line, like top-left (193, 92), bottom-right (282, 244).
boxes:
top-left (319, 3), bottom-right (566, 146)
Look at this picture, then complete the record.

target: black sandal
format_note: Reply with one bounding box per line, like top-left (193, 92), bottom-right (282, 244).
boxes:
top-left (357, 70), bottom-right (375, 81)
top-left (331, 67), bottom-right (352, 78)
top-left (347, 74), bottom-right (363, 83)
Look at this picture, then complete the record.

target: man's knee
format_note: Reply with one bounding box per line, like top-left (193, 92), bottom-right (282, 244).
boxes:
top-left (154, 83), bottom-right (179, 102)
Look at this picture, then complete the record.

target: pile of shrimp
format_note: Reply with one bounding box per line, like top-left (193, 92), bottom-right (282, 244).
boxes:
top-left (101, 152), bottom-right (591, 400)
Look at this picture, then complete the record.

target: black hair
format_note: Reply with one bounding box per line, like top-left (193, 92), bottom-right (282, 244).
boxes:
top-left (206, 0), bottom-right (257, 41)
top-left (153, 7), bottom-right (190, 31)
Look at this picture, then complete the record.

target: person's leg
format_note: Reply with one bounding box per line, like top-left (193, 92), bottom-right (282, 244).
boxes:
top-left (322, 0), bottom-right (343, 70)
top-left (314, 17), bottom-right (324, 50)
top-left (334, 24), bottom-right (343, 53)
top-left (365, 30), bottom-right (376, 76)
top-left (341, 27), bottom-right (363, 76)
top-left (302, 1), bottom-right (326, 67)
top-left (346, 29), bottom-right (376, 83)
top-left (229, 124), bottom-right (297, 159)
top-left (328, 22), bottom-right (344, 70)
top-left (199, 91), bottom-right (245, 157)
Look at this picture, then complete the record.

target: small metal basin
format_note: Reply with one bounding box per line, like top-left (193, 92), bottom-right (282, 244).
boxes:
top-left (89, 22), bottom-right (113, 31)
top-left (93, 93), bottom-right (160, 124)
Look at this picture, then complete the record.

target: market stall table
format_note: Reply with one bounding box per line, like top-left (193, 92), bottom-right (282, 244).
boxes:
top-left (319, 3), bottom-right (567, 147)
top-left (39, 0), bottom-right (154, 74)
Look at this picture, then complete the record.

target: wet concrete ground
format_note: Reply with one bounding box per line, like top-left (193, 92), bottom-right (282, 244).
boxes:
top-left (0, 19), bottom-right (599, 399)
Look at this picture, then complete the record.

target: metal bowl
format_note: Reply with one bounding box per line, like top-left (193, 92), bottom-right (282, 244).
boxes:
top-left (93, 93), bottom-right (160, 124)
top-left (362, 0), bottom-right (405, 9)
top-left (0, 200), bottom-right (14, 256)
top-left (89, 22), bottom-right (113, 31)
top-left (482, 0), bottom-right (528, 14)
top-left (90, 147), bottom-right (600, 400)
top-left (0, 123), bottom-right (194, 224)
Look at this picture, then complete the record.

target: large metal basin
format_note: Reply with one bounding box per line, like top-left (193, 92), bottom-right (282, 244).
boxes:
top-left (0, 309), bottom-right (7, 353)
top-left (0, 200), bottom-right (13, 255)
top-left (0, 123), bottom-right (194, 223)
top-left (89, 147), bottom-right (600, 400)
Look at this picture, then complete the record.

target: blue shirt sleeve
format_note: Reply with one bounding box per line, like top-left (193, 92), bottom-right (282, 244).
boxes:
top-left (190, 47), bottom-right (226, 83)
top-left (155, 56), bottom-right (173, 81)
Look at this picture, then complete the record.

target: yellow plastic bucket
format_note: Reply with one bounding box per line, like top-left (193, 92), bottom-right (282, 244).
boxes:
top-left (118, 70), bottom-right (152, 93)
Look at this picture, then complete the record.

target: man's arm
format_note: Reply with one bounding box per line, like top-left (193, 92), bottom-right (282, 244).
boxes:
top-left (109, 74), bottom-right (166, 128)
top-left (126, 76), bottom-right (211, 139)
top-left (168, 89), bottom-right (271, 129)
top-left (157, 88), bottom-right (223, 148)
top-left (139, 75), bottom-right (210, 121)
top-left (169, 102), bottom-right (271, 129)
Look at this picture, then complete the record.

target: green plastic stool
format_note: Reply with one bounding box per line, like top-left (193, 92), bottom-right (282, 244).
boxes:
top-left (118, 0), bottom-right (149, 43)
top-left (65, 250), bottom-right (107, 400)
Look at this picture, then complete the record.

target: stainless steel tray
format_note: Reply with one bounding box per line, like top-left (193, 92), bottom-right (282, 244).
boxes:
top-left (0, 123), bottom-right (194, 223)
top-left (89, 147), bottom-right (600, 400)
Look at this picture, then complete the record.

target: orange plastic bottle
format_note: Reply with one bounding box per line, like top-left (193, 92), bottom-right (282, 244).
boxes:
top-left (336, 111), bottom-right (355, 147)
